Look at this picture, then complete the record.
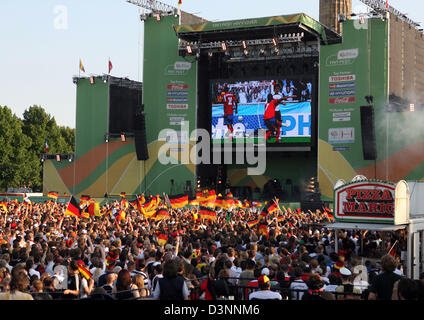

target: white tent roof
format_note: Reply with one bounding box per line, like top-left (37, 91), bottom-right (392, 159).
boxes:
top-left (324, 222), bottom-right (407, 231)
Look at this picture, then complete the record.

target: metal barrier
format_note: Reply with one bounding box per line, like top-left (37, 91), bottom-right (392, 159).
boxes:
top-left (26, 279), bottom-right (364, 300)
top-left (188, 278), bottom-right (364, 301)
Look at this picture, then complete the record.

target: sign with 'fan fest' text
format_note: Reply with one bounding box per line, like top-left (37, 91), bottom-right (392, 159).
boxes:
top-left (334, 181), bottom-right (395, 224)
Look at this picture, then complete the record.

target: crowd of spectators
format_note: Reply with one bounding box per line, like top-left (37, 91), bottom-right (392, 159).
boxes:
top-left (0, 197), bottom-right (423, 301)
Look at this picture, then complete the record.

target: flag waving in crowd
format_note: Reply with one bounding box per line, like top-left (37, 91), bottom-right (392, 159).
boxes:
top-left (65, 196), bottom-right (82, 218)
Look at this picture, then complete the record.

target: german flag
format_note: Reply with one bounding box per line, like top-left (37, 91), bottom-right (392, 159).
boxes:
top-left (0, 201), bottom-right (8, 213)
top-left (222, 197), bottom-right (236, 209)
top-left (277, 215), bottom-right (285, 223)
top-left (65, 196), bottom-right (82, 218)
top-left (79, 195), bottom-right (92, 210)
top-left (121, 198), bottom-right (129, 209)
top-left (157, 234), bottom-right (168, 246)
top-left (247, 219), bottom-right (259, 228)
top-left (189, 199), bottom-right (199, 206)
top-left (78, 263), bottom-right (92, 280)
top-left (198, 206), bottom-right (216, 221)
top-left (137, 194), bottom-right (146, 205)
top-left (213, 195), bottom-right (235, 209)
top-left (258, 223), bottom-right (268, 236)
top-left (129, 199), bottom-right (138, 209)
top-left (226, 192), bottom-right (234, 198)
top-left (251, 201), bottom-right (262, 208)
top-left (116, 210), bottom-right (126, 223)
top-left (261, 200), bottom-right (279, 216)
top-left (47, 191), bottom-right (58, 200)
top-left (120, 192), bottom-right (126, 198)
top-left (152, 208), bottom-right (170, 221)
top-left (234, 200), bottom-right (243, 208)
top-left (196, 191), bottom-right (207, 202)
top-left (88, 202), bottom-right (100, 217)
top-left (207, 190), bottom-right (217, 201)
top-left (168, 194), bottom-right (189, 209)
top-left (143, 209), bottom-right (157, 219)
top-left (143, 197), bottom-right (157, 211)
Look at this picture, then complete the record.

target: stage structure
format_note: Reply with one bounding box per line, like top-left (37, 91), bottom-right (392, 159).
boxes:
top-left (175, 14), bottom-right (341, 202)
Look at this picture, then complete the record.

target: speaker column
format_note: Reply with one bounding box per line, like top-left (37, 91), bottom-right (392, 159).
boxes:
top-left (360, 106), bottom-right (377, 161)
top-left (134, 104), bottom-right (149, 161)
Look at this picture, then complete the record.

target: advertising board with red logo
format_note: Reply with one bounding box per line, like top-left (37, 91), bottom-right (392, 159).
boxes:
top-left (334, 180), bottom-right (395, 224)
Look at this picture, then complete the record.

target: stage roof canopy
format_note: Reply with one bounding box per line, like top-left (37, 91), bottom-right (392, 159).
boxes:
top-left (174, 13), bottom-right (341, 45)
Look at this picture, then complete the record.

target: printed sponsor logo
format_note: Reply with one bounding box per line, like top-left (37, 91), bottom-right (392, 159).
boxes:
top-left (333, 146), bottom-right (351, 151)
top-left (333, 117), bottom-right (351, 122)
top-left (329, 97), bottom-right (356, 104)
top-left (167, 104), bottom-right (189, 110)
top-left (329, 82), bottom-right (356, 89)
top-left (326, 54), bottom-right (356, 67)
top-left (167, 84), bottom-right (189, 90)
top-left (329, 90), bottom-right (356, 97)
top-left (333, 112), bottom-right (351, 118)
top-left (170, 117), bottom-right (185, 126)
top-left (174, 61), bottom-right (192, 71)
top-left (333, 112), bottom-right (351, 122)
top-left (338, 49), bottom-right (359, 60)
top-left (167, 98), bottom-right (189, 103)
top-left (165, 64), bottom-right (189, 76)
top-left (328, 127), bottom-right (355, 144)
top-left (329, 75), bottom-right (356, 83)
top-left (167, 91), bottom-right (189, 96)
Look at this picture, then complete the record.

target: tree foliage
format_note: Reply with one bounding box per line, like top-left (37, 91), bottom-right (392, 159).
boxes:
top-left (0, 105), bottom-right (75, 192)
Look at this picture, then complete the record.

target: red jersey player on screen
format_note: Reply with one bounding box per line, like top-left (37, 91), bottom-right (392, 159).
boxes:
top-left (222, 85), bottom-right (238, 138)
top-left (263, 94), bottom-right (290, 142)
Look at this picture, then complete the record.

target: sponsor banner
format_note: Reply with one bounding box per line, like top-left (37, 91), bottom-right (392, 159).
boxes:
top-left (329, 97), bottom-right (356, 104)
top-left (167, 98), bottom-right (188, 103)
top-left (333, 117), bottom-right (351, 122)
top-left (167, 91), bottom-right (189, 96)
top-left (333, 112), bottom-right (351, 122)
top-left (334, 181), bottom-right (395, 223)
top-left (329, 75), bottom-right (356, 83)
top-left (329, 90), bottom-right (356, 97)
top-left (338, 48), bottom-right (359, 60)
top-left (169, 117), bottom-right (185, 126)
top-left (167, 84), bottom-right (189, 90)
top-left (167, 104), bottom-right (189, 110)
top-left (328, 127), bottom-right (355, 144)
top-left (333, 146), bottom-right (351, 151)
top-left (329, 82), bottom-right (356, 89)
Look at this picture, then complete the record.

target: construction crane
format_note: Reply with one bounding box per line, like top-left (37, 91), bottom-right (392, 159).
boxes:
top-left (358, 0), bottom-right (421, 28)
top-left (126, 0), bottom-right (178, 14)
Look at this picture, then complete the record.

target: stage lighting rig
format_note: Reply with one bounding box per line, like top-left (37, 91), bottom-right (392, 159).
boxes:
top-left (359, 0), bottom-right (422, 31)
top-left (127, 0), bottom-right (177, 15)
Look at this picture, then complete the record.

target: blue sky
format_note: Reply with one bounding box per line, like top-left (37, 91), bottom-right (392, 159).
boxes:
top-left (0, 0), bottom-right (422, 128)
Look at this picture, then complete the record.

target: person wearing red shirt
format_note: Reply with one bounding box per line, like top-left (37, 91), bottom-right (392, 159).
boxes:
top-left (222, 85), bottom-right (238, 138)
top-left (263, 94), bottom-right (288, 142)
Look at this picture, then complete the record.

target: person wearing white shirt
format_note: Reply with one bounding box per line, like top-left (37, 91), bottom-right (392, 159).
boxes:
top-left (249, 275), bottom-right (282, 300)
top-left (290, 268), bottom-right (308, 300)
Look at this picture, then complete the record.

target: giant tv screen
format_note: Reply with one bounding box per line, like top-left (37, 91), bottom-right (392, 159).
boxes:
top-left (211, 79), bottom-right (312, 146)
